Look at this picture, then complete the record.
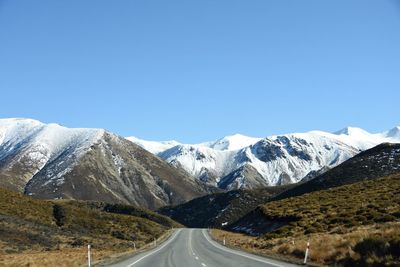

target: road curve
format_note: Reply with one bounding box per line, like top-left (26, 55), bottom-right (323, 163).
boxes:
top-left (107, 229), bottom-right (299, 267)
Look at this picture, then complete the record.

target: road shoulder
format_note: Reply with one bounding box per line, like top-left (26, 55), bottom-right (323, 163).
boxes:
top-left (204, 229), bottom-right (303, 267)
top-left (93, 228), bottom-right (179, 267)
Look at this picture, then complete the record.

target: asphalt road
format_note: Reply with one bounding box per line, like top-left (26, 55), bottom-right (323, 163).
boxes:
top-left (107, 229), bottom-right (299, 267)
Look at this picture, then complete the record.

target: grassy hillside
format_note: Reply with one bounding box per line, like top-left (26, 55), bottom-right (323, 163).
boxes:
top-left (159, 184), bottom-right (294, 228)
top-left (221, 172), bottom-right (400, 266)
top-left (85, 202), bottom-right (181, 228)
top-left (263, 173), bottom-right (399, 237)
top-left (0, 188), bottom-right (180, 266)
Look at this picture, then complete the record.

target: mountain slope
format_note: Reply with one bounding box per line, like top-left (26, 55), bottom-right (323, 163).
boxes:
top-left (229, 143), bottom-right (400, 235)
top-left (0, 187), bottom-right (179, 266)
top-left (272, 142), bottom-right (400, 202)
top-left (158, 184), bottom-right (294, 228)
top-left (230, 172), bottom-right (400, 236)
top-left (130, 127), bottom-right (400, 189)
top-left (210, 174), bottom-right (400, 267)
top-left (0, 119), bottom-right (209, 209)
top-left (0, 118), bottom-right (104, 192)
top-left (161, 143), bottom-right (400, 230)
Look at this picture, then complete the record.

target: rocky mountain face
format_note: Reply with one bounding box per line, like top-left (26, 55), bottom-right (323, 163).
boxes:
top-left (271, 142), bottom-right (400, 202)
top-left (0, 119), bottom-right (209, 209)
top-left (129, 127), bottom-right (400, 190)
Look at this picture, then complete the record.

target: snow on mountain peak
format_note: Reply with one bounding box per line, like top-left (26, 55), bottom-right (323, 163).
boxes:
top-left (126, 136), bottom-right (180, 154)
top-left (0, 118), bottom-right (104, 167)
top-left (385, 126), bottom-right (400, 139)
top-left (129, 126), bottom-right (400, 189)
top-left (127, 133), bottom-right (261, 154)
top-left (334, 126), bottom-right (371, 136)
top-left (326, 127), bottom-right (380, 150)
top-left (4, 118), bottom-right (400, 191)
top-left (207, 133), bottom-right (261, 151)
top-left (0, 118), bottom-right (107, 190)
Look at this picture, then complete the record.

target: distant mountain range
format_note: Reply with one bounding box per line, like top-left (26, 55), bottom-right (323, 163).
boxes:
top-left (0, 118), bottom-right (209, 209)
top-left (271, 142), bottom-right (400, 202)
top-left (1, 118), bottom-right (399, 209)
top-left (160, 143), bottom-right (400, 230)
top-left (128, 126), bottom-right (400, 189)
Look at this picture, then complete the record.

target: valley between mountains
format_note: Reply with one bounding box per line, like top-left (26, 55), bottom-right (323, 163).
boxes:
top-left (0, 118), bottom-right (399, 266)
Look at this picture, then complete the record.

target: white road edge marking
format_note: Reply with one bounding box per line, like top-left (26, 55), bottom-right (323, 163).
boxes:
top-left (201, 263), bottom-right (207, 266)
top-left (202, 229), bottom-right (284, 267)
top-left (188, 228), bottom-right (195, 257)
top-left (126, 229), bottom-right (182, 267)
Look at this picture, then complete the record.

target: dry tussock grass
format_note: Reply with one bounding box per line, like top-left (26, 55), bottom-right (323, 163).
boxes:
top-left (211, 222), bottom-right (400, 266)
top-left (0, 188), bottom-right (178, 267)
top-left (0, 228), bottom-right (174, 267)
top-left (0, 247), bottom-right (114, 267)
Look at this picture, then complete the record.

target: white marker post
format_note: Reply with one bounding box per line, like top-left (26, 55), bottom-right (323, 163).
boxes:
top-left (154, 238), bottom-right (157, 247)
top-left (221, 222), bottom-right (228, 246)
top-left (88, 244), bottom-right (91, 267)
top-left (304, 241), bottom-right (310, 264)
top-left (133, 242), bottom-right (136, 251)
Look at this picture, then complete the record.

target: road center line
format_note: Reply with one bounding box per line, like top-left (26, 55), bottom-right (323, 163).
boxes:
top-left (189, 229), bottom-right (210, 267)
top-left (188, 228), bottom-right (196, 256)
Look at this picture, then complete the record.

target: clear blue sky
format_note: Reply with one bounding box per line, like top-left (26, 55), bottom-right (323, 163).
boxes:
top-left (1, 0), bottom-right (399, 142)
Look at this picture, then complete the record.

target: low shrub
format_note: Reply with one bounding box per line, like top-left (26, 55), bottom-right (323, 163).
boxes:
top-left (53, 204), bottom-right (67, 227)
top-left (354, 237), bottom-right (389, 258)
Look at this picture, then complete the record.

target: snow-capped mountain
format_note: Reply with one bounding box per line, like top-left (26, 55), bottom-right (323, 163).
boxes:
top-left (128, 134), bottom-right (262, 185)
top-left (202, 134), bottom-right (262, 151)
top-left (126, 136), bottom-right (180, 154)
top-left (0, 118), bottom-right (209, 209)
top-left (0, 118), bottom-right (104, 191)
top-left (381, 126), bottom-right (400, 141)
top-left (126, 134), bottom-right (261, 154)
top-left (129, 126), bottom-right (400, 190)
top-left (3, 118), bottom-right (398, 200)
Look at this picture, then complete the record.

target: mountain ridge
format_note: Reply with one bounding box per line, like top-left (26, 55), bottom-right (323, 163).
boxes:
top-left (0, 118), bottom-right (210, 209)
top-left (129, 125), bottom-right (400, 189)
top-left (2, 117), bottom-right (399, 204)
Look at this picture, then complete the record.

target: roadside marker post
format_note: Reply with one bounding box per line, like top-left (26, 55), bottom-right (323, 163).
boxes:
top-left (304, 241), bottom-right (310, 264)
top-left (133, 242), bottom-right (136, 251)
top-left (88, 244), bottom-right (91, 267)
top-left (221, 222), bottom-right (228, 246)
